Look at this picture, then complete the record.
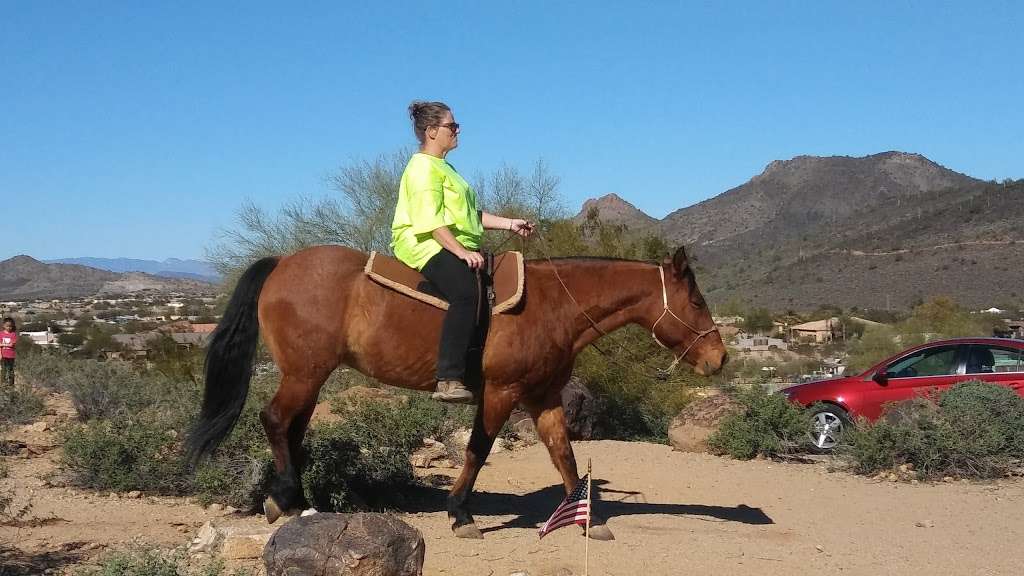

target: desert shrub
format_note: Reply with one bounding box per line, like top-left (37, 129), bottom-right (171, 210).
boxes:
top-left (75, 547), bottom-right (251, 576)
top-left (191, 369), bottom-right (283, 509)
top-left (193, 408), bottom-right (274, 510)
top-left (12, 351), bottom-right (71, 390)
top-left (304, 393), bottom-right (460, 511)
top-left (707, 385), bottom-right (807, 459)
top-left (848, 381), bottom-right (1024, 479)
top-left (573, 326), bottom-right (696, 441)
top-left (0, 383), bottom-right (45, 428)
top-left (60, 416), bottom-right (192, 494)
top-left (59, 361), bottom-right (196, 422)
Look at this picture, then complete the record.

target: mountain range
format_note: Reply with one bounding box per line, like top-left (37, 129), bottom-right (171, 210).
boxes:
top-left (576, 151), bottom-right (1023, 311)
top-left (46, 257), bottom-right (219, 283)
top-left (0, 256), bottom-right (215, 300)
top-left (4, 151), bottom-right (1019, 308)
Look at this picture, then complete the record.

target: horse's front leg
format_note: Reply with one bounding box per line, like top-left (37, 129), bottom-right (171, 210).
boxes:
top-left (448, 387), bottom-right (515, 539)
top-left (526, 386), bottom-right (616, 541)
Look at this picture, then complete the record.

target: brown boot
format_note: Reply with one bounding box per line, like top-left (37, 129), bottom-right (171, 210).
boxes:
top-left (431, 379), bottom-right (475, 404)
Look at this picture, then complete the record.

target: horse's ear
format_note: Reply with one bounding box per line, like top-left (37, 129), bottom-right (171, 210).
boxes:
top-left (671, 246), bottom-right (689, 277)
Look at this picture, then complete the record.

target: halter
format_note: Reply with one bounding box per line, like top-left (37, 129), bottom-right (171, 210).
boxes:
top-left (649, 266), bottom-right (721, 374)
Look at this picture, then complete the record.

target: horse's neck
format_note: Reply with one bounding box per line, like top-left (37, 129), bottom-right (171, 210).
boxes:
top-left (542, 259), bottom-right (659, 353)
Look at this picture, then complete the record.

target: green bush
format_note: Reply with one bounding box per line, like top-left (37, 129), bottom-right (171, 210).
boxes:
top-left (0, 383), bottom-right (45, 428)
top-left (848, 381), bottom-right (1024, 479)
top-left (53, 354), bottom-right (473, 511)
top-left (59, 361), bottom-right (196, 422)
top-left (573, 326), bottom-right (696, 441)
top-left (707, 385), bottom-right (807, 459)
top-left (193, 409), bottom-right (274, 510)
top-left (12, 351), bottom-right (70, 390)
top-left (75, 548), bottom-right (251, 576)
top-left (60, 416), bottom-right (191, 494)
top-left (304, 393), bottom-right (463, 511)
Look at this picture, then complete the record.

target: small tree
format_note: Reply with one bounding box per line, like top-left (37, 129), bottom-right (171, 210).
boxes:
top-left (742, 308), bottom-right (774, 335)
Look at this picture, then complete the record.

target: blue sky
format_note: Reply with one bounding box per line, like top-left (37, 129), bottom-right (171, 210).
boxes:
top-left (2, 2), bottom-right (1021, 260)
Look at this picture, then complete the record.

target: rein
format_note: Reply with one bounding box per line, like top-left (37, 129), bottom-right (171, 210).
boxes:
top-left (505, 227), bottom-right (719, 379)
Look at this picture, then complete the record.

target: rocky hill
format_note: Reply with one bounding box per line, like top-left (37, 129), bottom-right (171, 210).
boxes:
top-left (577, 152), bottom-right (1024, 310)
top-left (0, 255), bottom-right (216, 300)
top-left (574, 193), bottom-right (657, 230)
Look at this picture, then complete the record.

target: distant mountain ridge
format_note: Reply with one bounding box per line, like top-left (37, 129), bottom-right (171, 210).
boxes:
top-left (576, 151), bottom-right (1024, 310)
top-left (1, 256), bottom-right (216, 300)
top-left (47, 257), bottom-right (220, 283)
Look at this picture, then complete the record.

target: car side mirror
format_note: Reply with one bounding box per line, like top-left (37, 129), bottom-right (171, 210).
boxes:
top-left (872, 371), bottom-right (889, 386)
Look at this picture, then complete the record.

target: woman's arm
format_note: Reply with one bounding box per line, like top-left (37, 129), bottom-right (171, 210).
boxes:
top-left (481, 211), bottom-right (513, 230)
top-left (432, 226), bottom-right (485, 269)
top-left (481, 211), bottom-right (534, 238)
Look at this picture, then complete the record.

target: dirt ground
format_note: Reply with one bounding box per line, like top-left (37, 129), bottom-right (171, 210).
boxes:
top-left (3, 394), bottom-right (1023, 576)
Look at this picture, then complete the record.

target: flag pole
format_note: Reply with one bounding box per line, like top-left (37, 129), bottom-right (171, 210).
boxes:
top-left (585, 458), bottom-right (592, 576)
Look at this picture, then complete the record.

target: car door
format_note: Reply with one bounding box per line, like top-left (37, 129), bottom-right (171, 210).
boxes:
top-left (955, 344), bottom-right (1024, 394)
top-left (860, 344), bottom-right (962, 419)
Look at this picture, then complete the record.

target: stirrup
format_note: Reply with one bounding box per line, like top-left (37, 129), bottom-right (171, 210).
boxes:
top-left (432, 379), bottom-right (475, 404)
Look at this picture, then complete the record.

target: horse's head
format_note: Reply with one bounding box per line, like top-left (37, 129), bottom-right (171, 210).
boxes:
top-left (651, 246), bottom-right (727, 376)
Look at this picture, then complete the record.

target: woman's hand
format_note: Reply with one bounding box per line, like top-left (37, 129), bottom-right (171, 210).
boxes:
top-left (509, 219), bottom-right (535, 238)
top-left (459, 249), bottom-right (486, 270)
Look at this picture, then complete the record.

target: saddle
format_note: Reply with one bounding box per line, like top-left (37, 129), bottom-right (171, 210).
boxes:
top-left (364, 251), bottom-right (524, 314)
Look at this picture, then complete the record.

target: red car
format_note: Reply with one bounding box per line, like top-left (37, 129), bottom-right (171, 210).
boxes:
top-left (781, 337), bottom-right (1024, 451)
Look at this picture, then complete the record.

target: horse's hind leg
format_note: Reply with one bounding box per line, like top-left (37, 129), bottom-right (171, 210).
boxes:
top-left (261, 373), bottom-right (323, 523)
top-left (526, 386), bottom-right (615, 541)
top-left (448, 388), bottom-right (516, 539)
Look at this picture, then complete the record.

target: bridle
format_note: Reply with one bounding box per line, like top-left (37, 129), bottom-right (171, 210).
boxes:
top-left (648, 265), bottom-right (721, 374)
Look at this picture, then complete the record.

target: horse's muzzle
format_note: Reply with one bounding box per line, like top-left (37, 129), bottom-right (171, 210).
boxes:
top-left (694, 350), bottom-right (727, 376)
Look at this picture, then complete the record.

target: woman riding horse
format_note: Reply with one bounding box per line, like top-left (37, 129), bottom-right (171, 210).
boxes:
top-left (392, 101), bottom-right (533, 403)
top-left (186, 111), bottom-right (727, 539)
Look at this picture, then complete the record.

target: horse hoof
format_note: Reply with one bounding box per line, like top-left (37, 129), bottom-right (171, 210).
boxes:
top-left (588, 524), bottom-right (615, 541)
top-left (453, 523), bottom-right (484, 539)
top-left (264, 497), bottom-right (284, 524)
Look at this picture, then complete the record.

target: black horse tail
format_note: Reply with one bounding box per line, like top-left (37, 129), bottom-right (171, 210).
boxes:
top-left (186, 256), bottom-right (279, 465)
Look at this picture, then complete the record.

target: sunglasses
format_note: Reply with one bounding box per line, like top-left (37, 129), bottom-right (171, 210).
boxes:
top-left (437, 122), bottom-right (460, 133)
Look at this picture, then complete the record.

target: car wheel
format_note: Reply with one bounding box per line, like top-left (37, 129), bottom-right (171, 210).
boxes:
top-left (807, 406), bottom-right (851, 453)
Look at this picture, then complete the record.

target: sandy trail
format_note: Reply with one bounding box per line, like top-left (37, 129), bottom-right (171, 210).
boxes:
top-left (3, 396), bottom-right (1022, 575)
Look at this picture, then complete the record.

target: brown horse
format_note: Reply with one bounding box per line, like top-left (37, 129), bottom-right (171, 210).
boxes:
top-left (186, 245), bottom-right (726, 539)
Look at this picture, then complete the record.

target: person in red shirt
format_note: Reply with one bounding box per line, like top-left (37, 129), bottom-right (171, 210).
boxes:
top-left (1, 317), bottom-right (17, 387)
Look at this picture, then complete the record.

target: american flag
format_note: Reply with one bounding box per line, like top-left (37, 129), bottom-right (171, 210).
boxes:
top-left (538, 474), bottom-right (590, 539)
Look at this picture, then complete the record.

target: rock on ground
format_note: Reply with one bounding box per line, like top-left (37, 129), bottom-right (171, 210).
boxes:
top-left (667, 393), bottom-right (742, 452)
top-left (264, 513), bottom-right (425, 576)
top-left (410, 438), bottom-right (449, 468)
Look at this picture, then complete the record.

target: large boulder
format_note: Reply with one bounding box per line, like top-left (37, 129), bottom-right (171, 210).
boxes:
top-left (562, 377), bottom-right (601, 440)
top-left (264, 513), bottom-right (425, 576)
top-left (668, 393), bottom-right (743, 453)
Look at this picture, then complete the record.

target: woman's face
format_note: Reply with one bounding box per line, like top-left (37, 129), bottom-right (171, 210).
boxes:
top-left (434, 111), bottom-right (459, 152)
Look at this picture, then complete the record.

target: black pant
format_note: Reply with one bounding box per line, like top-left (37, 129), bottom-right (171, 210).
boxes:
top-left (1, 358), bottom-right (14, 387)
top-left (421, 249), bottom-right (486, 383)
